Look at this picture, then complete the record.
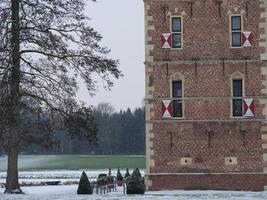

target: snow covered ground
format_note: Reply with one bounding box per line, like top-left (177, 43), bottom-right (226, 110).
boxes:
top-left (0, 170), bottom-right (116, 179)
top-left (0, 169), bottom-right (144, 186)
top-left (1, 186), bottom-right (267, 200)
top-left (1, 170), bottom-right (267, 199)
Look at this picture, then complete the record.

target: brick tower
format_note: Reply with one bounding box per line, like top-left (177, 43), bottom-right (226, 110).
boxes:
top-left (144, 0), bottom-right (267, 191)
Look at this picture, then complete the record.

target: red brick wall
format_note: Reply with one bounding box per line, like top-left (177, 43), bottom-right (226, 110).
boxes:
top-left (151, 62), bottom-right (264, 120)
top-left (149, 174), bottom-right (267, 191)
top-left (148, 0), bottom-right (261, 61)
top-left (151, 121), bottom-right (263, 173)
top-left (145, 0), bottom-right (267, 191)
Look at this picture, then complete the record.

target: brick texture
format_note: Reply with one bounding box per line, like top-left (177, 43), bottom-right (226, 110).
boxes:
top-left (145, 0), bottom-right (267, 191)
top-left (149, 174), bottom-right (267, 191)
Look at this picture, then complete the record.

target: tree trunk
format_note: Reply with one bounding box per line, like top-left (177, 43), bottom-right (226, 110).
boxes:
top-left (4, 0), bottom-right (22, 194)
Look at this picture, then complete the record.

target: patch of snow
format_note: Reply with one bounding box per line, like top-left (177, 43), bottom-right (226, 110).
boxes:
top-left (0, 169), bottom-right (145, 179)
top-left (1, 185), bottom-right (267, 200)
top-left (2, 170), bottom-right (267, 199)
top-left (0, 169), bottom-right (145, 188)
top-left (0, 178), bottom-right (80, 185)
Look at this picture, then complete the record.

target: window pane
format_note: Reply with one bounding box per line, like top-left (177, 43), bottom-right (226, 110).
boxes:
top-left (233, 99), bottom-right (243, 117)
top-left (232, 32), bottom-right (241, 47)
top-left (172, 81), bottom-right (182, 98)
top-left (173, 100), bottom-right (183, 117)
top-left (232, 16), bottom-right (241, 30)
top-left (172, 33), bottom-right (181, 48)
top-left (172, 17), bottom-right (181, 32)
top-left (233, 80), bottom-right (242, 97)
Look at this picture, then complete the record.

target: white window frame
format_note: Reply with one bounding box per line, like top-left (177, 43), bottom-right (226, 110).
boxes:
top-left (170, 16), bottom-right (183, 49)
top-left (230, 72), bottom-right (245, 118)
top-left (230, 15), bottom-right (243, 48)
top-left (170, 72), bottom-right (185, 119)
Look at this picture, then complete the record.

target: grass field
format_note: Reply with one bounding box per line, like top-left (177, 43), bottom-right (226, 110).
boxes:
top-left (0, 155), bottom-right (145, 171)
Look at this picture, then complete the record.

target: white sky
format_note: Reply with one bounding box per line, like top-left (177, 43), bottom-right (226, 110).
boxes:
top-left (76, 0), bottom-right (145, 111)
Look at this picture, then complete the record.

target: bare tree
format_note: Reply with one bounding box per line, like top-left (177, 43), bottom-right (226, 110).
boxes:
top-left (0, 0), bottom-right (121, 193)
top-left (95, 102), bottom-right (115, 116)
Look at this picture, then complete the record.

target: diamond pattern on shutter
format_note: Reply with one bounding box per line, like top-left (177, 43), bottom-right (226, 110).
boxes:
top-left (244, 98), bottom-right (255, 117)
top-left (161, 33), bottom-right (171, 49)
top-left (242, 32), bottom-right (252, 47)
top-left (162, 100), bottom-right (173, 118)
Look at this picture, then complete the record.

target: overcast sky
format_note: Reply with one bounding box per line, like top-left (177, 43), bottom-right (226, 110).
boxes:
top-left (76, 0), bottom-right (145, 111)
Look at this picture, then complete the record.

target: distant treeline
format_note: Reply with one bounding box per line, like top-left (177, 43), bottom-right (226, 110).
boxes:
top-left (0, 103), bottom-right (145, 155)
top-left (92, 103), bottom-right (145, 155)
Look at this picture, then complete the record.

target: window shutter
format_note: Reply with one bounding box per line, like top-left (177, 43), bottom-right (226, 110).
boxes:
top-left (162, 100), bottom-right (173, 118)
top-left (161, 33), bottom-right (171, 49)
top-left (244, 98), bottom-right (255, 117)
top-left (242, 32), bottom-right (252, 47)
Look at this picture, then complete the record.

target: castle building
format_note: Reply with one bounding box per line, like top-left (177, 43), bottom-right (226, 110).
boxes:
top-left (144, 0), bottom-right (267, 191)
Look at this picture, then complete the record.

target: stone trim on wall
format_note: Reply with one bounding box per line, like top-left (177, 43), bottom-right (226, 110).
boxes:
top-left (144, 1), bottom-right (155, 190)
top-left (145, 59), bottom-right (260, 65)
top-left (259, 0), bottom-right (267, 189)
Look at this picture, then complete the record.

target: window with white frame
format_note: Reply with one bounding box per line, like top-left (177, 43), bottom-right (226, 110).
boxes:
top-left (232, 79), bottom-right (243, 117)
top-left (172, 80), bottom-right (183, 117)
top-left (231, 16), bottom-right (242, 47)
top-left (171, 17), bottom-right (182, 48)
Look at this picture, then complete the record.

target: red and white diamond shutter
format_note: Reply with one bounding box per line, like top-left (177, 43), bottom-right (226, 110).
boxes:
top-left (242, 32), bottom-right (252, 48)
top-left (244, 98), bottom-right (255, 117)
top-left (161, 33), bottom-right (171, 49)
top-left (162, 100), bottom-right (173, 118)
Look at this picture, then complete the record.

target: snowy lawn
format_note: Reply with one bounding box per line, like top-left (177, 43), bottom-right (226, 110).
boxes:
top-left (1, 185), bottom-right (267, 200)
top-left (1, 169), bottom-right (267, 199)
top-left (0, 169), bottom-right (144, 186)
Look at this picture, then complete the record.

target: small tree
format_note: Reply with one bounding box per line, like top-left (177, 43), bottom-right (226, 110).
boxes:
top-left (0, 0), bottom-right (121, 193)
top-left (117, 168), bottom-right (123, 181)
top-left (125, 168), bottom-right (130, 178)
